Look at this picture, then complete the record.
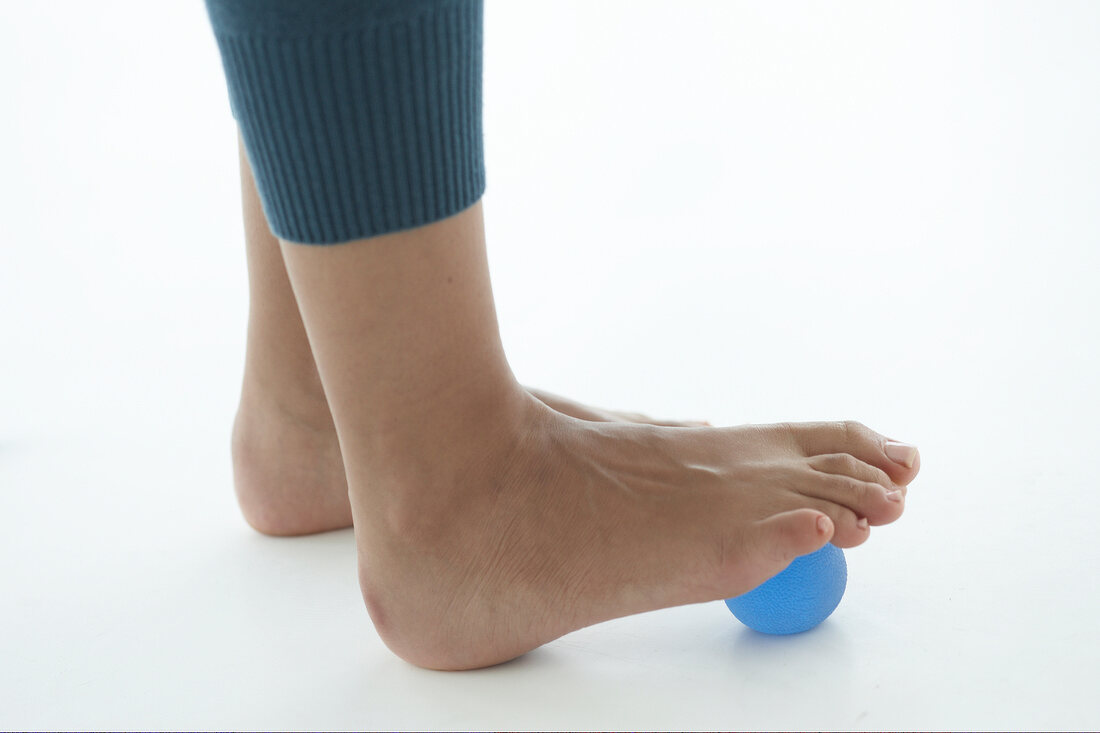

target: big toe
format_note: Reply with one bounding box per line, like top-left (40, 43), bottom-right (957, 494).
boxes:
top-left (788, 420), bottom-right (920, 485)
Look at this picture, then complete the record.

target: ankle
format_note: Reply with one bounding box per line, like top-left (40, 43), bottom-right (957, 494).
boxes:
top-left (351, 380), bottom-right (536, 539)
top-left (232, 390), bottom-right (349, 536)
top-left (241, 351), bottom-right (332, 418)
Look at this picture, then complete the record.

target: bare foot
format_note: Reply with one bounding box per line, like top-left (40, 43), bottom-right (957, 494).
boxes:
top-left (268, 199), bottom-right (921, 671)
top-left (243, 191), bottom-right (921, 670)
top-left (231, 384), bottom-right (707, 536)
top-left (357, 392), bottom-right (920, 670)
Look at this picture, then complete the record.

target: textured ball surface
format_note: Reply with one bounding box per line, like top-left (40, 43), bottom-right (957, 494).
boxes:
top-left (725, 543), bottom-right (847, 635)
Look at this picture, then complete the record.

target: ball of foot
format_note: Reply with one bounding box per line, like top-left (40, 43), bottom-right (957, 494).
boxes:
top-left (725, 543), bottom-right (847, 635)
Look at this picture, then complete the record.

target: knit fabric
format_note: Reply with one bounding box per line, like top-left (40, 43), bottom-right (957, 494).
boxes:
top-left (205, 0), bottom-right (485, 244)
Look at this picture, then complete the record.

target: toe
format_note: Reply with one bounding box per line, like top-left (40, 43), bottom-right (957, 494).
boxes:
top-left (808, 451), bottom-right (896, 489)
top-left (802, 471), bottom-right (904, 528)
top-left (799, 496), bottom-right (872, 548)
top-left (724, 509), bottom-right (833, 593)
top-left (789, 420), bottom-right (920, 486)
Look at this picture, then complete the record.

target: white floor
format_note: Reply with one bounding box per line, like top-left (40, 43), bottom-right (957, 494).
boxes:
top-left (3, 1), bottom-right (1099, 729)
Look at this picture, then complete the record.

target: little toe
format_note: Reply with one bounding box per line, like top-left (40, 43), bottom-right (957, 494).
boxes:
top-left (726, 509), bottom-right (834, 592)
top-left (800, 497), bottom-right (872, 548)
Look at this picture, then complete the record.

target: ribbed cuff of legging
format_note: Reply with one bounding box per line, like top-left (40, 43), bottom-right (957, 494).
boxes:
top-left (206, 0), bottom-right (485, 244)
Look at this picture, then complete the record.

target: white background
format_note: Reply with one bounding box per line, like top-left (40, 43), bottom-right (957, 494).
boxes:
top-left (2, 0), bottom-right (1099, 729)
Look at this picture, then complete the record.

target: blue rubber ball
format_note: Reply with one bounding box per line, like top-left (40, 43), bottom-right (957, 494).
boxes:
top-left (724, 543), bottom-right (847, 635)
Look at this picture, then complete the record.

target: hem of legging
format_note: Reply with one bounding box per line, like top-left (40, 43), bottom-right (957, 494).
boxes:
top-left (209, 0), bottom-right (485, 244)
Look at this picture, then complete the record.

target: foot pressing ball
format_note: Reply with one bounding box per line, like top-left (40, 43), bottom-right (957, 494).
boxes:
top-left (725, 543), bottom-right (847, 635)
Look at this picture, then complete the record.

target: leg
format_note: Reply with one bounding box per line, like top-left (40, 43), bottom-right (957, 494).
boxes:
top-left (231, 136), bottom-right (705, 537)
top-left (231, 134), bottom-right (351, 536)
top-left (208, 0), bottom-right (919, 669)
top-left (279, 201), bottom-right (920, 670)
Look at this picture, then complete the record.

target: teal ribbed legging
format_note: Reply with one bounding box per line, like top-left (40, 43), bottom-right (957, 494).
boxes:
top-left (205, 0), bottom-right (485, 245)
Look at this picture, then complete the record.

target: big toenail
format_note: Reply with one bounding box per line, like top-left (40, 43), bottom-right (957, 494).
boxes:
top-left (886, 489), bottom-right (903, 502)
top-left (884, 441), bottom-right (918, 468)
